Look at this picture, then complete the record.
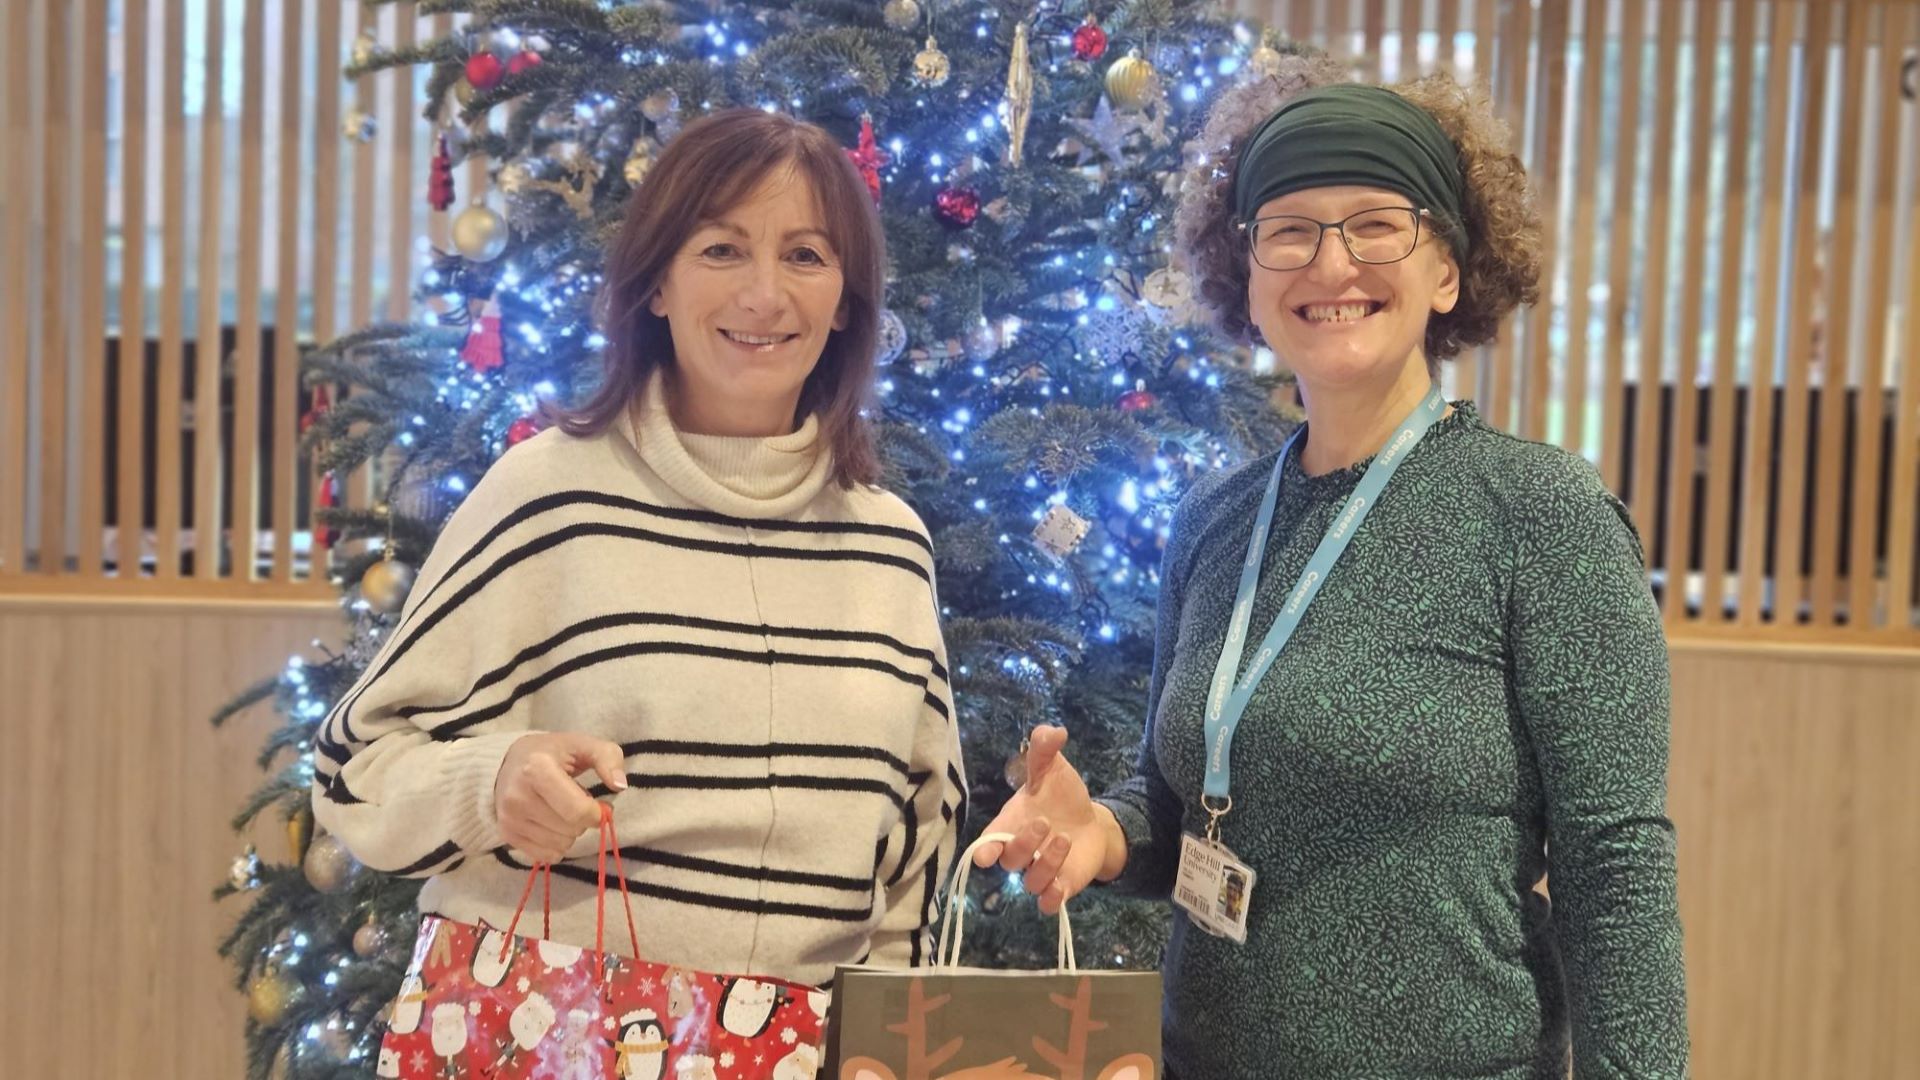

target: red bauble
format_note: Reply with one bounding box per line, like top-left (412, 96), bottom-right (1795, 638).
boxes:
top-left (506, 416), bottom-right (541, 446)
top-left (933, 186), bottom-right (981, 230)
top-left (1071, 17), bottom-right (1108, 62)
top-left (464, 52), bottom-right (505, 91)
top-left (1117, 382), bottom-right (1158, 412)
top-left (507, 50), bottom-right (542, 75)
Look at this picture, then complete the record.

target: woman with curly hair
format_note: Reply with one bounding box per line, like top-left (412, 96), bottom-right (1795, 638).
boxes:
top-left (976, 61), bottom-right (1688, 1080)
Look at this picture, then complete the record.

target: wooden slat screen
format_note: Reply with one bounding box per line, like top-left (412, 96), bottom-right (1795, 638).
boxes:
top-left (2, 0), bottom-right (1917, 644)
top-left (1232, 0), bottom-right (1920, 643)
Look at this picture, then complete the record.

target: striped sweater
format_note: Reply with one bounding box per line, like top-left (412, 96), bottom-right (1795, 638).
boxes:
top-left (311, 380), bottom-right (966, 985)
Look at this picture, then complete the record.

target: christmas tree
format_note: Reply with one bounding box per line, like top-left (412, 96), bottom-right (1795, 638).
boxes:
top-left (213, 2), bottom-right (1300, 1075)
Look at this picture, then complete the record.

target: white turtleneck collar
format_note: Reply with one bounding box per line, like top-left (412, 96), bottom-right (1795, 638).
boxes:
top-left (615, 369), bottom-right (834, 519)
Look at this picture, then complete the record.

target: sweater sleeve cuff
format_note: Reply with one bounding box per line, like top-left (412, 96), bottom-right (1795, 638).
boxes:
top-left (439, 732), bottom-right (530, 857)
top-left (1095, 796), bottom-right (1170, 897)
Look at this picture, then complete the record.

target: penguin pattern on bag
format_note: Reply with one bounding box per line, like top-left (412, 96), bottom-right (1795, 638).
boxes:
top-left (379, 915), bottom-right (827, 1079)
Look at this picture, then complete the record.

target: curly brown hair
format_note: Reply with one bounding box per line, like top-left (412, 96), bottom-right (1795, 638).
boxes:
top-left (1175, 58), bottom-right (1542, 363)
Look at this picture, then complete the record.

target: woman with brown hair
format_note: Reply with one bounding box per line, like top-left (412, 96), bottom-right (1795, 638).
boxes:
top-left (313, 108), bottom-right (965, 988)
top-left (976, 61), bottom-right (1689, 1079)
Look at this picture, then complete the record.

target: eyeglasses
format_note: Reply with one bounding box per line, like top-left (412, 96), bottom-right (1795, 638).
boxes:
top-left (1237, 206), bottom-right (1432, 272)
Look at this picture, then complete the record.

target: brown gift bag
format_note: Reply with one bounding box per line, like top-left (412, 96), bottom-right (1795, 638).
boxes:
top-left (826, 833), bottom-right (1162, 1080)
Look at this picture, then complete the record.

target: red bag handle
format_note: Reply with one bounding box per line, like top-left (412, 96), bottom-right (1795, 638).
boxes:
top-left (501, 804), bottom-right (642, 979)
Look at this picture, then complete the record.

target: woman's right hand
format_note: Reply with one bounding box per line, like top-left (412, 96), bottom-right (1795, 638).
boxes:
top-left (973, 725), bottom-right (1128, 915)
top-left (493, 732), bottom-right (629, 863)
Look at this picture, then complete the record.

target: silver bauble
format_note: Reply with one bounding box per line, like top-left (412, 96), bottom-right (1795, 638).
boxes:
top-left (302, 833), bottom-right (363, 894)
top-left (883, 0), bottom-right (922, 31)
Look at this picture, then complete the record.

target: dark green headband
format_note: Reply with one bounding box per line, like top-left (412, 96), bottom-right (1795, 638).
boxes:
top-left (1232, 84), bottom-right (1469, 260)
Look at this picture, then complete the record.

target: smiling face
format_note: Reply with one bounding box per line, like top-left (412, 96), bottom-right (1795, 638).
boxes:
top-left (1245, 184), bottom-right (1459, 393)
top-left (648, 164), bottom-right (848, 436)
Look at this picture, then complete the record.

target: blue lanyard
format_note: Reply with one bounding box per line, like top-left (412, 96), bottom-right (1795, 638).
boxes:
top-left (1200, 387), bottom-right (1447, 835)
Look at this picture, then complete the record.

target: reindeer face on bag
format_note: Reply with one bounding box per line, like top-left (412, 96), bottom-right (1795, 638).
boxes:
top-left (837, 975), bottom-right (1159, 1080)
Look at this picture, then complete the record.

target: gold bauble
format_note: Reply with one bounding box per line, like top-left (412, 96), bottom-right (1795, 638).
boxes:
top-left (452, 77), bottom-right (476, 108)
top-left (451, 205), bottom-right (510, 262)
top-left (248, 968), bottom-right (302, 1025)
top-left (1248, 44), bottom-right (1285, 80)
top-left (1105, 49), bottom-right (1158, 110)
top-left (912, 36), bottom-right (951, 87)
top-left (351, 30), bottom-right (378, 68)
top-left (623, 139), bottom-right (655, 187)
top-left (286, 804), bottom-right (314, 863)
top-left (352, 921), bottom-right (390, 957)
top-left (359, 555), bottom-right (417, 614)
top-left (883, 0), bottom-right (922, 32)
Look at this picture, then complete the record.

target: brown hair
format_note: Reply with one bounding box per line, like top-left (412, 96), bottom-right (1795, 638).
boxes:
top-left (559, 108), bottom-right (885, 487)
top-left (1176, 58), bottom-right (1542, 363)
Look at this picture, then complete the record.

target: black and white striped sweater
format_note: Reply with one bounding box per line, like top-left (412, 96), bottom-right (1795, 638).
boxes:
top-left (311, 382), bottom-right (966, 985)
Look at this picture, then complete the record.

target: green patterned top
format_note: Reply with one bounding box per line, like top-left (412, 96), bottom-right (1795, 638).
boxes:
top-left (1101, 401), bottom-right (1688, 1079)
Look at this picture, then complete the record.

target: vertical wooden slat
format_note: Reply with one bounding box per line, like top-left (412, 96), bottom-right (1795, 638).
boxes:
top-left (1806, 2), bottom-right (1871, 625)
top-left (1436, 0), bottom-right (1461, 72)
top-left (76, 0), bottom-right (109, 578)
top-left (1848, 3), bottom-right (1911, 632)
top-left (348, 2), bottom-right (379, 516)
top-left (1522, 0), bottom-right (1569, 442)
top-left (1601, 0), bottom-right (1648, 492)
top-left (1398, 0), bottom-right (1420, 78)
top-left (311, 0), bottom-right (343, 573)
top-left (1773, 0), bottom-right (1836, 625)
top-left (387, 5), bottom-right (417, 323)
top-left (39, 0), bottom-right (71, 576)
top-left (154, 0), bottom-right (187, 580)
top-left (1484, 0), bottom-right (1529, 432)
top-left (1700, 0), bottom-right (1759, 621)
top-left (1629, 0), bottom-right (1684, 563)
top-left (1887, 26), bottom-right (1920, 630)
top-left (1, 0), bottom-right (33, 577)
top-left (1737, 1), bottom-right (1803, 627)
top-left (1289, 0), bottom-right (1314, 43)
top-left (1659, 0), bottom-right (1725, 622)
top-left (1474, 0), bottom-right (1496, 82)
top-left (117, 0), bottom-right (149, 581)
top-left (193, 0), bottom-right (227, 582)
top-left (271, 0), bottom-right (305, 583)
top-left (1365, 0), bottom-right (1388, 78)
top-left (232, 0), bottom-right (265, 581)
top-left (1561, 0), bottom-right (1610, 459)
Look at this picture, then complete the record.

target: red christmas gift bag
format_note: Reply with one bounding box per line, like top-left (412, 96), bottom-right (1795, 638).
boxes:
top-left (378, 805), bottom-right (829, 1079)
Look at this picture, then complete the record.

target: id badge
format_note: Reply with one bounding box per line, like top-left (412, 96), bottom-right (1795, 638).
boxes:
top-left (1173, 831), bottom-right (1256, 944)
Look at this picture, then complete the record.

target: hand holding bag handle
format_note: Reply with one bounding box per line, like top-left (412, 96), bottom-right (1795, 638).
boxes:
top-left (501, 803), bottom-right (641, 979)
top-left (938, 832), bottom-right (1078, 972)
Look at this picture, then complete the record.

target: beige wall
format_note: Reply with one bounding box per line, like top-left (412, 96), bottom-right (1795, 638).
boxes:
top-left (0, 598), bottom-right (342, 1080)
top-left (1, 603), bottom-right (1914, 1078)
